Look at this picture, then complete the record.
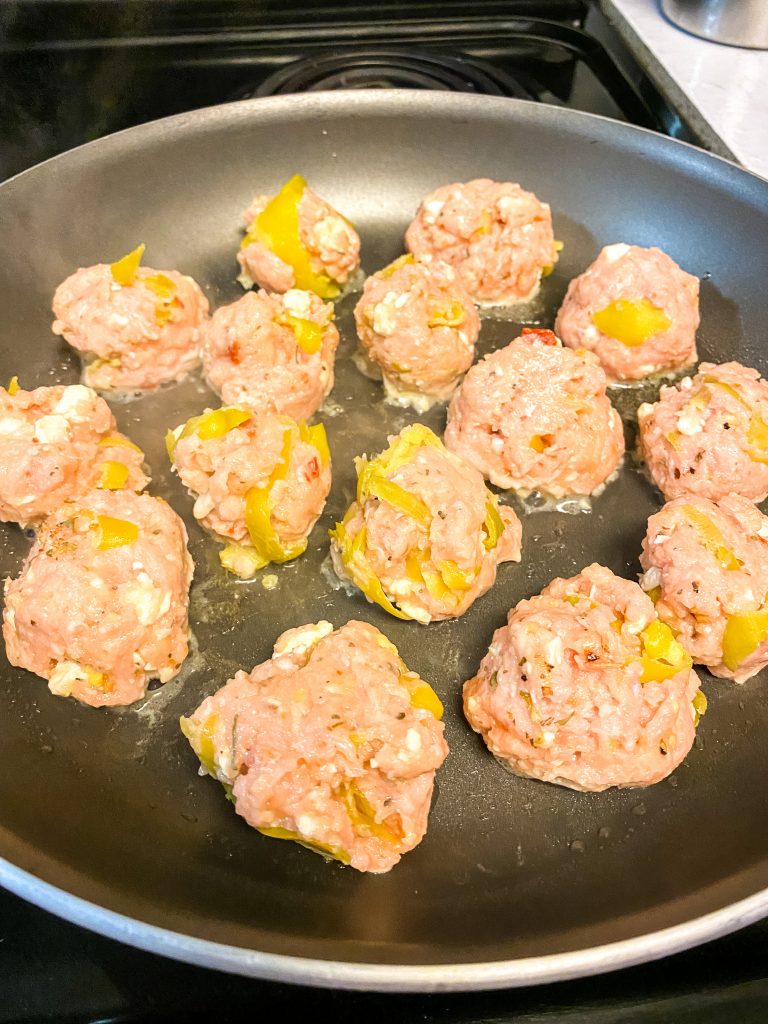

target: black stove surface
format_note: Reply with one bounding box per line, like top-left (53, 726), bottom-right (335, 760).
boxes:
top-left (0, 2), bottom-right (761, 1021)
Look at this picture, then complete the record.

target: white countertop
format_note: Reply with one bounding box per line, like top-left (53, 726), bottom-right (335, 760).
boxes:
top-left (601, 0), bottom-right (768, 179)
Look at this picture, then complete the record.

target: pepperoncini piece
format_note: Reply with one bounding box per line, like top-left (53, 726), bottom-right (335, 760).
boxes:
top-left (367, 476), bottom-right (431, 528)
top-left (243, 423), bottom-right (307, 567)
top-left (592, 298), bottom-right (672, 347)
top-left (529, 435), bottom-right (547, 453)
top-left (541, 239), bottom-right (564, 278)
top-left (341, 781), bottom-right (401, 843)
top-left (721, 609), bottom-right (768, 672)
top-left (682, 505), bottom-right (743, 571)
top-left (379, 254), bottom-right (415, 279)
top-left (437, 559), bottom-right (475, 591)
top-left (243, 174), bottom-right (339, 298)
top-left (645, 586), bottom-right (662, 604)
top-left (143, 272), bottom-right (176, 300)
top-left (427, 299), bottom-right (465, 328)
top-left (329, 516), bottom-right (410, 620)
top-left (7, 375), bottom-right (19, 395)
top-left (483, 499), bottom-right (504, 551)
top-left (407, 679), bottom-right (444, 719)
top-left (99, 434), bottom-right (142, 453)
top-left (256, 825), bottom-right (351, 864)
top-left (219, 542), bottom-right (269, 579)
top-left (111, 243), bottom-right (145, 287)
top-left (167, 407), bottom-right (252, 459)
top-left (747, 415), bottom-right (768, 463)
top-left (356, 424), bottom-right (443, 503)
top-left (274, 312), bottom-right (324, 355)
top-left (422, 565), bottom-right (459, 606)
top-left (180, 713), bottom-right (220, 777)
top-left (97, 460), bottom-right (129, 490)
top-left (94, 514), bottom-right (139, 550)
top-left (638, 620), bottom-right (692, 682)
top-left (298, 420), bottom-right (330, 465)
top-left (692, 689), bottom-right (708, 725)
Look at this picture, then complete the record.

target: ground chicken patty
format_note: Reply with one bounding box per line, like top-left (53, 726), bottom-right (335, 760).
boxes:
top-left (443, 329), bottom-right (624, 498)
top-left (180, 619), bottom-right (448, 873)
top-left (238, 174), bottom-right (360, 298)
top-left (52, 244), bottom-right (209, 391)
top-left (404, 178), bottom-right (557, 306)
top-left (168, 407), bottom-right (331, 578)
top-left (353, 254), bottom-right (480, 411)
top-left (641, 494), bottom-right (768, 683)
top-left (202, 288), bottom-right (339, 421)
top-left (3, 489), bottom-right (193, 707)
top-left (0, 381), bottom-right (147, 524)
top-left (464, 563), bottom-right (704, 791)
top-left (330, 424), bottom-right (522, 623)
top-left (554, 244), bottom-right (699, 382)
top-left (638, 361), bottom-right (768, 502)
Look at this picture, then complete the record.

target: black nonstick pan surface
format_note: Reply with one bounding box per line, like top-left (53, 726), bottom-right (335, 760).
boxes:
top-left (0, 91), bottom-right (767, 992)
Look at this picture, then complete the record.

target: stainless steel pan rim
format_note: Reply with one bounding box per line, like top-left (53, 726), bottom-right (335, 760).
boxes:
top-left (2, 856), bottom-right (766, 991)
top-left (1, 90), bottom-right (767, 992)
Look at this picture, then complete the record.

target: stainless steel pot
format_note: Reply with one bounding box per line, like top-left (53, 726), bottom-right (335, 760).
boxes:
top-left (661, 0), bottom-right (768, 49)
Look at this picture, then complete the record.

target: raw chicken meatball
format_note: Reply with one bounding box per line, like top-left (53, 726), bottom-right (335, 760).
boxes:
top-left (180, 619), bottom-right (448, 873)
top-left (3, 490), bottom-right (193, 707)
top-left (52, 244), bottom-right (209, 391)
top-left (640, 494), bottom-right (768, 683)
top-left (202, 288), bottom-right (339, 421)
top-left (444, 328), bottom-right (624, 498)
top-left (0, 381), bottom-right (147, 525)
top-left (555, 244), bottom-right (699, 381)
top-left (330, 424), bottom-right (522, 623)
top-left (638, 361), bottom-right (768, 502)
top-left (353, 255), bottom-right (480, 411)
top-left (168, 407), bottom-right (331, 578)
top-left (464, 563), bottom-right (704, 791)
top-left (404, 178), bottom-right (557, 306)
top-left (238, 174), bottom-right (361, 298)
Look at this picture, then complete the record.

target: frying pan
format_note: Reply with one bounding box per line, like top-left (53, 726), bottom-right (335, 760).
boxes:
top-left (0, 91), bottom-right (767, 993)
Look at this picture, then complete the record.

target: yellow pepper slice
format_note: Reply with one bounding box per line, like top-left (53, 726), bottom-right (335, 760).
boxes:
top-left (7, 375), bottom-right (19, 396)
top-left (427, 299), bottom-right (465, 328)
top-left (243, 423), bottom-right (306, 566)
top-left (142, 272), bottom-right (176, 300)
top-left (340, 781), bottom-right (401, 843)
top-left (541, 239), bottom-right (564, 278)
top-left (298, 420), bottom-right (330, 465)
top-left (329, 516), bottom-right (410, 620)
top-left (638, 620), bottom-right (692, 682)
top-left (379, 253), bottom-right (414, 279)
top-left (111, 243), bottom-right (145, 287)
top-left (529, 435), bottom-right (548, 453)
top-left (483, 499), bottom-right (504, 551)
top-left (437, 559), bottom-right (475, 591)
top-left (747, 415), bottom-right (768, 463)
top-left (721, 609), bottom-right (768, 672)
top-left (99, 434), bottom-right (142, 453)
top-left (94, 514), bottom-right (139, 550)
top-left (682, 505), bottom-right (742, 571)
top-left (367, 476), bottom-right (431, 528)
top-left (645, 585), bottom-right (662, 604)
top-left (273, 312), bottom-right (324, 355)
top-left (692, 689), bottom-right (708, 725)
top-left (243, 174), bottom-right (339, 299)
top-left (256, 825), bottom-right (350, 865)
top-left (180, 713), bottom-right (220, 777)
top-left (167, 407), bottom-right (252, 458)
top-left (409, 680), bottom-right (444, 719)
top-left (356, 424), bottom-right (443, 504)
top-left (97, 460), bottom-right (129, 490)
top-left (592, 298), bottom-right (672, 347)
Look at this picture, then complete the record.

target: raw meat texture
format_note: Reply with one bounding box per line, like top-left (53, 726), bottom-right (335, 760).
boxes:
top-left (464, 563), bottom-right (703, 791)
top-left (169, 408), bottom-right (331, 578)
top-left (202, 288), bottom-right (339, 421)
top-left (354, 255), bottom-right (480, 411)
top-left (405, 178), bottom-right (556, 306)
top-left (640, 494), bottom-right (768, 682)
top-left (3, 489), bottom-right (193, 707)
top-left (638, 361), bottom-right (768, 502)
top-left (0, 382), bottom-right (147, 524)
top-left (444, 328), bottom-right (624, 497)
top-left (330, 424), bottom-right (522, 623)
top-left (180, 619), bottom-right (448, 873)
top-left (52, 259), bottom-right (209, 391)
top-left (555, 243), bottom-right (699, 381)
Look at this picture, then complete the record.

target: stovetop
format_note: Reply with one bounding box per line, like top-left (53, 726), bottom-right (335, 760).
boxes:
top-left (0, 2), bottom-right (764, 1021)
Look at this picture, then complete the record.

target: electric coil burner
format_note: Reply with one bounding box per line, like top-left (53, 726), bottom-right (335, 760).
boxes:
top-left (0, 1), bottom-right (765, 1021)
